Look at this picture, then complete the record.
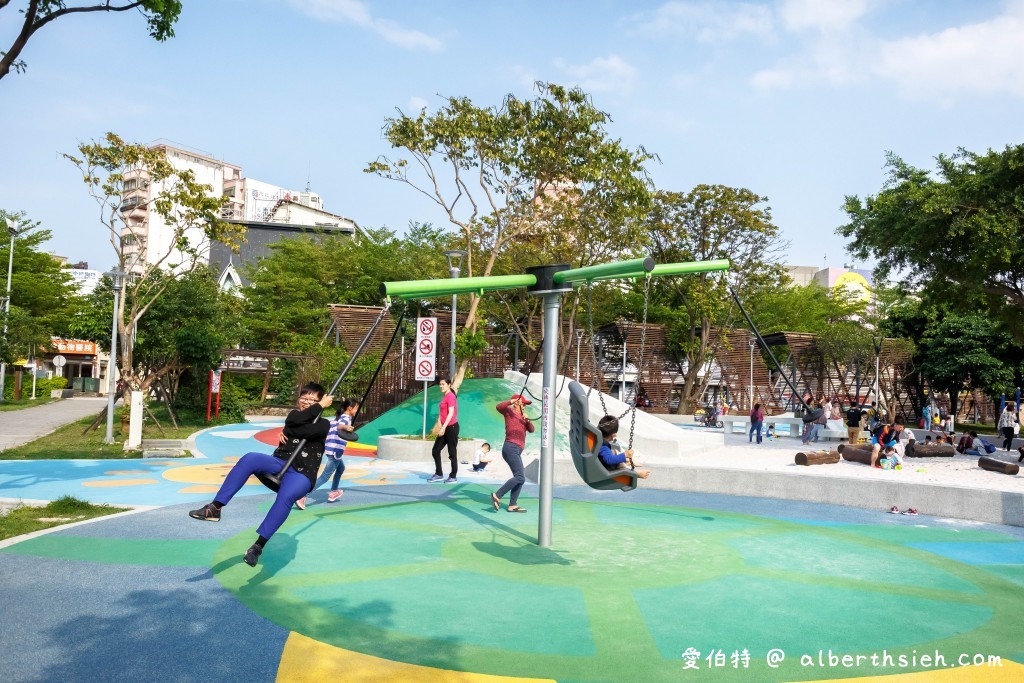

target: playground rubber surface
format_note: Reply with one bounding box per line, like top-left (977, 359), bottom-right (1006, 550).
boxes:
top-left (3, 484), bottom-right (1024, 682)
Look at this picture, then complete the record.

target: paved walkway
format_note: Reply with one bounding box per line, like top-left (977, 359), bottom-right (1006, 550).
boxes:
top-left (0, 397), bottom-right (109, 451)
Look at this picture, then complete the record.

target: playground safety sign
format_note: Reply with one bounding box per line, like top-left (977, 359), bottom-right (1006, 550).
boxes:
top-left (415, 317), bottom-right (438, 382)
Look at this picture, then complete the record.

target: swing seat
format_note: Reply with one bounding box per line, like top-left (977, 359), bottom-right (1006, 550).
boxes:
top-left (568, 381), bottom-right (638, 492)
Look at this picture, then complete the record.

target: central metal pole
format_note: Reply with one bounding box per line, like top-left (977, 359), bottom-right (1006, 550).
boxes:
top-left (105, 285), bottom-right (121, 444)
top-left (538, 292), bottom-right (560, 547)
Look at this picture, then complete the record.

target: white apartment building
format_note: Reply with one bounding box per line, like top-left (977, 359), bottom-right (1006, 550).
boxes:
top-left (120, 141), bottom-right (359, 278)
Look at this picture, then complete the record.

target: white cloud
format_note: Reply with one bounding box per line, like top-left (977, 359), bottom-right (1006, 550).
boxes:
top-left (632, 1), bottom-right (776, 44)
top-left (875, 10), bottom-right (1024, 97)
top-left (752, 3), bottom-right (1024, 98)
top-left (407, 96), bottom-right (429, 112)
top-left (289, 0), bottom-right (442, 51)
top-left (554, 55), bottom-right (638, 94)
top-left (779, 0), bottom-right (869, 32)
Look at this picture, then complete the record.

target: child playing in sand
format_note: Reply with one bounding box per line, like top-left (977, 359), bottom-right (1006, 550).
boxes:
top-left (766, 424), bottom-right (776, 441)
top-left (472, 442), bottom-right (493, 472)
top-left (597, 415), bottom-right (651, 479)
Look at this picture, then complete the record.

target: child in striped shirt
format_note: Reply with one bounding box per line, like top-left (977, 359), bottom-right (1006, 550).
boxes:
top-left (296, 398), bottom-right (359, 508)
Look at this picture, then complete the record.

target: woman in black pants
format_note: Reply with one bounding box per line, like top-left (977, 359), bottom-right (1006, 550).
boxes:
top-left (998, 403), bottom-right (1018, 451)
top-left (429, 378), bottom-right (460, 483)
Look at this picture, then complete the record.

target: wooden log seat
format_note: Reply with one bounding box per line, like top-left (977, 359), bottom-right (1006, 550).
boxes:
top-left (838, 443), bottom-right (873, 465)
top-left (795, 450), bottom-right (841, 466)
top-left (978, 456), bottom-right (1020, 475)
top-left (905, 442), bottom-right (955, 458)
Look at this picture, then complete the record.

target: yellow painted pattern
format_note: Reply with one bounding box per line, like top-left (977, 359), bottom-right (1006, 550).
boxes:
top-left (800, 658), bottom-right (1024, 682)
top-left (277, 632), bottom-right (553, 683)
top-left (161, 463), bottom-right (260, 486)
top-left (177, 485), bottom-right (221, 493)
top-left (82, 478), bottom-right (158, 487)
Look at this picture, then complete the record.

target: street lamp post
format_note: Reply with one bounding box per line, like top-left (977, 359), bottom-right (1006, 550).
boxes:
top-left (575, 329), bottom-right (584, 381)
top-left (872, 335), bottom-right (882, 417)
top-left (105, 267), bottom-right (126, 444)
top-left (749, 337), bottom-right (756, 408)
top-left (443, 250), bottom-right (467, 378)
top-left (0, 220), bottom-right (20, 403)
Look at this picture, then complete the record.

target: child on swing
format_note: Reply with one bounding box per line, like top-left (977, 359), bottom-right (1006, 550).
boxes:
top-left (597, 415), bottom-right (651, 479)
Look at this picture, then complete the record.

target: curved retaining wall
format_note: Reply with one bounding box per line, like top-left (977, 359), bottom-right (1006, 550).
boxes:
top-left (377, 435), bottom-right (487, 462)
top-left (540, 459), bottom-right (1024, 527)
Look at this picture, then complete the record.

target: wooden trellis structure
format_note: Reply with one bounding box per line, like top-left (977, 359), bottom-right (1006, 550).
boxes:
top-left (220, 349), bottom-right (318, 402)
top-left (712, 328), bottom-right (918, 420)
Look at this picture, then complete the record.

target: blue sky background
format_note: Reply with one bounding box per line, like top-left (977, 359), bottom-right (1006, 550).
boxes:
top-left (1, 0), bottom-right (1022, 275)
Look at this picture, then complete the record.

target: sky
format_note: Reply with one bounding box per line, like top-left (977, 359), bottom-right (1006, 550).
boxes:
top-left (1, 0), bottom-right (1023, 275)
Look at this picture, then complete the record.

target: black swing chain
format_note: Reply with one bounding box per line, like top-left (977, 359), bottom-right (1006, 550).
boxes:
top-left (626, 273), bottom-right (652, 453)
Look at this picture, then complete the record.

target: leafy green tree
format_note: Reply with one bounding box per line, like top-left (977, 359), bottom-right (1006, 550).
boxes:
top-left (1, 1), bottom-right (182, 81)
top-left (64, 132), bottom-right (243, 397)
top-left (918, 313), bottom-right (1016, 418)
top-left (367, 83), bottom-right (655, 388)
top-left (241, 224), bottom-right (450, 352)
top-left (0, 212), bottom-right (80, 367)
top-left (642, 186), bottom-right (786, 413)
top-left (840, 144), bottom-right (1024, 339)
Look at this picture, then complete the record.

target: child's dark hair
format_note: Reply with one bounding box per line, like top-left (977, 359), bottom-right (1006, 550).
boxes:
top-left (598, 415), bottom-right (619, 439)
top-left (299, 382), bottom-right (326, 399)
top-left (335, 397), bottom-right (360, 417)
top-left (482, 442), bottom-right (491, 449)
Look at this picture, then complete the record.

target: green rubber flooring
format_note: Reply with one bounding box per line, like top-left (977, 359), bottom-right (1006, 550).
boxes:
top-left (198, 485), bottom-right (1024, 682)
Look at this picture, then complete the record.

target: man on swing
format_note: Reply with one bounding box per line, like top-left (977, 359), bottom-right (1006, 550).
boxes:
top-left (189, 383), bottom-right (333, 567)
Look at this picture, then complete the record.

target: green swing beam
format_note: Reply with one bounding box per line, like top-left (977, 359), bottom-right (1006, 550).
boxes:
top-left (380, 258), bottom-right (729, 300)
top-left (380, 256), bottom-right (730, 548)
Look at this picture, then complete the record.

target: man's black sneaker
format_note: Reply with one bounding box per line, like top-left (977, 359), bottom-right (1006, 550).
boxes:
top-left (188, 503), bottom-right (220, 522)
top-left (243, 544), bottom-right (263, 567)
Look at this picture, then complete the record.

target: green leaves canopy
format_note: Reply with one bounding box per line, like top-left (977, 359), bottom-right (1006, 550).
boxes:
top-left (840, 145), bottom-right (1024, 339)
top-left (0, 213), bottom-right (80, 365)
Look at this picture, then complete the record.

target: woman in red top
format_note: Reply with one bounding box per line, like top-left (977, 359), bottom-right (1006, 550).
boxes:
top-left (749, 403), bottom-right (765, 444)
top-left (491, 393), bottom-right (535, 513)
top-left (429, 378), bottom-right (459, 483)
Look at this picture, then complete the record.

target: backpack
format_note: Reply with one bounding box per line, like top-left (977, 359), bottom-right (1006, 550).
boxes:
top-left (979, 438), bottom-right (997, 454)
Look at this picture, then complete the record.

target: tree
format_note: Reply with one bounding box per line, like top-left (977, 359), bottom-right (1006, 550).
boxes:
top-left (918, 313), bottom-right (1016, 419)
top-left (1, 1), bottom-right (182, 81)
top-left (366, 83), bottom-right (654, 388)
top-left (241, 224), bottom-right (450, 352)
top-left (0, 211), bottom-right (80, 366)
top-left (64, 133), bottom-right (243, 410)
top-left (840, 144), bottom-right (1024, 339)
top-left (643, 186), bottom-right (786, 413)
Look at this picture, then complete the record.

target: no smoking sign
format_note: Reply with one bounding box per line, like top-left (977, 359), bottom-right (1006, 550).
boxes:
top-left (415, 317), bottom-right (438, 382)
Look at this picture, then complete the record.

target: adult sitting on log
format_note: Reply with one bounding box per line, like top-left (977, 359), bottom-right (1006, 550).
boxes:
top-left (869, 421), bottom-right (906, 467)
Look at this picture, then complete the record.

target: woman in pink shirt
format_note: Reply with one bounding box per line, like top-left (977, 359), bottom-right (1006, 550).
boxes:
top-left (491, 393), bottom-right (535, 513)
top-left (428, 378), bottom-right (460, 483)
